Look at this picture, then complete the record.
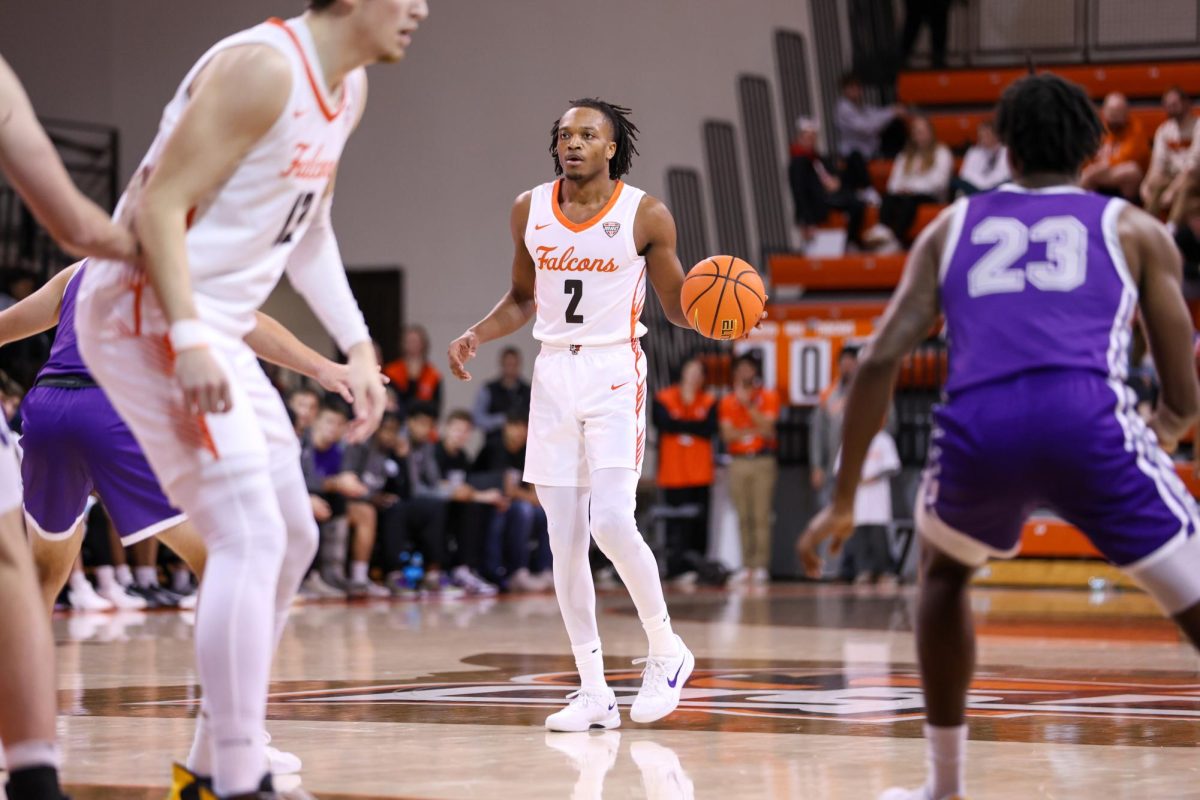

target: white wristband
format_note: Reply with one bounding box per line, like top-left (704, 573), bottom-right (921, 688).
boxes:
top-left (168, 319), bottom-right (212, 353)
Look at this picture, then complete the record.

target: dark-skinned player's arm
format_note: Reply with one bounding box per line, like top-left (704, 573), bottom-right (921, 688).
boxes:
top-left (133, 45), bottom-right (291, 416)
top-left (0, 262), bottom-right (80, 346)
top-left (1122, 206), bottom-right (1200, 452)
top-left (448, 192), bottom-right (538, 381)
top-left (243, 312), bottom-right (387, 413)
top-left (796, 209), bottom-right (947, 577)
top-left (638, 195), bottom-right (692, 330)
top-left (0, 57), bottom-right (136, 261)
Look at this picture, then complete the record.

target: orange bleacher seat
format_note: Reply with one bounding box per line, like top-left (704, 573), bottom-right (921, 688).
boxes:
top-left (769, 252), bottom-right (906, 291)
top-left (1020, 517), bottom-right (1103, 559)
top-left (928, 108), bottom-right (1169, 152)
top-left (766, 299), bottom-right (889, 322)
top-left (899, 61), bottom-right (1200, 107)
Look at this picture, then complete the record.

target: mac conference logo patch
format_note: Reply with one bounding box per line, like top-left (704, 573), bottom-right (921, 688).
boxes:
top-left (603, 221), bottom-right (621, 238)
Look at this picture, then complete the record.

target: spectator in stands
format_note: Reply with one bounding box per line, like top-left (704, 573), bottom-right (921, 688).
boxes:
top-left (397, 406), bottom-right (461, 596)
top-left (300, 398), bottom-right (373, 597)
top-left (835, 74), bottom-right (908, 192)
top-left (473, 410), bottom-right (552, 592)
top-left (415, 407), bottom-right (503, 594)
top-left (0, 268), bottom-right (36, 312)
top-left (880, 115), bottom-right (953, 243)
top-left (836, 427), bottom-right (902, 587)
top-left (719, 354), bottom-right (781, 585)
top-left (1081, 92), bottom-right (1151, 201)
top-left (952, 121), bottom-right (1010, 197)
top-left (287, 385), bottom-right (321, 436)
top-left (900, 0), bottom-right (954, 69)
top-left (653, 357), bottom-right (718, 584)
top-left (788, 117), bottom-right (867, 250)
top-left (383, 324), bottom-right (443, 419)
top-left (1142, 87), bottom-right (1197, 220)
top-left (472, 346), bottom-right (531, 445)
top-left (810, 346), bottom-right (859, 503)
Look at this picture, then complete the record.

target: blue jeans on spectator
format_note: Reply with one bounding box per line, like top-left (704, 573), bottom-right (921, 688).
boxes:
top-left (483, 500), bottom-right (551, 585)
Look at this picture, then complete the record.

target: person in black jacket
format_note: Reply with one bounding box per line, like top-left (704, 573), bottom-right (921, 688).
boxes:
top-left (788, 118), bottom-right (867, 249)
top-left (472, 346), bottom-right (531, 445)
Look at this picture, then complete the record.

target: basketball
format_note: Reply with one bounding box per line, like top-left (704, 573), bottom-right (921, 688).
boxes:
top-left (680, 255), bottom-right (767, 340)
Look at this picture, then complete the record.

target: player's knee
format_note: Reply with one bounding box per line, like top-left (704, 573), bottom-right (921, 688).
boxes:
top-left (590, 504), bottom-right (640, 560)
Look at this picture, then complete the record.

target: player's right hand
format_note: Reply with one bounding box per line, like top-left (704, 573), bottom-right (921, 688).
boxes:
top-left (796, 503), bottom-right (855, 579)
top-left (448, 330), bottom-right (479, 381)
top-left (175, 347), bottom-right (232, 415)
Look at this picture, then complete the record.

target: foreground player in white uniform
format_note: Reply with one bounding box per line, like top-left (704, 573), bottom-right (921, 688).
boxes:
top-left (449, 99), bottom-right (696, 731)
top-left (75, 2), bottom-right (427, 797)
top-left (0, 53), bottom-right (140, 800)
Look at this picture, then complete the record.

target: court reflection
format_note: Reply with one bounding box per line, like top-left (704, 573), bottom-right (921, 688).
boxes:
top-left (546, 731), bottom-right (695, 800)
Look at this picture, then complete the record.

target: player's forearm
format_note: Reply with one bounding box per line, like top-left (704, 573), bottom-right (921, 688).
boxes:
top-left (0, 263), bottom-right (77, 346)
top-left (133, 200), bottom-right (199, 325)
top-left (831, 357), bottom-right (900, 511)
top-left (286, 220), bottom-right (371, 354)
top-left (245, 311), bottom-right (330, 380)
top-left (468, 290), bottom-right (536, 345)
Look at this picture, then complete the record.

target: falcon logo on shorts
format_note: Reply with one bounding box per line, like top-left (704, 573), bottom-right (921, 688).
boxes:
top-left (603, 221), bottom-right (621, 238)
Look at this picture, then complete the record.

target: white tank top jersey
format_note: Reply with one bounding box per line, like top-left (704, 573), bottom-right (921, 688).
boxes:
top-left (525, 179), bottom-right (649, 346)
top-left (109, 16), bottom-right (365, 341)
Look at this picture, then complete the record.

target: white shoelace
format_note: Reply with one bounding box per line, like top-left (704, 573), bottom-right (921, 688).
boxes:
top-left (563, 689), bottom-right (611, 710)
top-left (632, 656), bottom-right (672, 698)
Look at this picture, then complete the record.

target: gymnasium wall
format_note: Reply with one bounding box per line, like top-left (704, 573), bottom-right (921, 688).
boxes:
top-left (1, 0), bottom-right (817, 411)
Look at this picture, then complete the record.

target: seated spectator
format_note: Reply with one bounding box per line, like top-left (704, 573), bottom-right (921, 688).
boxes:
top-left (1081, 92), bottom-right (1150, 201)
top-left (287, 385), bottom-right (321, 437)
top-left (472, 346), bottom-right (531, 445)
top-left (952, 121), bottom-right (1010, 197)
top-left (383, 324), bottom-right (443, 419)
top-left (835, 74), bottom-right (908, 191)
top-left (835, 429), bottom-right (901, 587)
top-left (788, 117), bottom-right (867, 249)
top-left (473, 410), bottom-right (552, 592)
top-left (1142, 87), bottom-right (1197, 220)
top-left (347, 412), bottom-right (454, 596)
top-left (718, 355), bottom-right (781, 586)
top-left (880, 115), bottom-right (953, 242)
top-left (652, 357), bottom-right (718, 583)
top-left (300, 398), bottom-right (380, 597)
top-left (0, 268), bottom-right (36, 312)
top-left (409, 406), bottom-right (503, 594)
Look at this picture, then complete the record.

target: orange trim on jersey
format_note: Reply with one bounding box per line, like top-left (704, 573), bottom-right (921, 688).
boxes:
top-left (164, 335), bottom-right (221, 460)
top-left (266, 17), bottom-right (345, 122)
top-left (551, 179), bottom-right (624, 233)
top-left (132, 276), bottom-right (146, 337)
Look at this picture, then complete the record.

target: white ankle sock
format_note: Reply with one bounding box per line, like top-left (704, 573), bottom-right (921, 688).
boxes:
top-left (350, 561), bottom-right (369, 583)
top-left (69, 570), bottom-right (91, 593)
top-left (925, 723), bottom-right (967, 799)
top-left (173, 569), bottom-right (193, 593)
top-left (95, 565), bottom-right (119, 592)
top-left (4, 740), bottom-right (61, 771)
top-left (572, 640), bottom-right (607, 690)
top-left (641, 613), bottom-right (679, 658)
top-left (115, 564), bottom-right (134, 587)
top-left (135, 566), bottom-right (159, 588)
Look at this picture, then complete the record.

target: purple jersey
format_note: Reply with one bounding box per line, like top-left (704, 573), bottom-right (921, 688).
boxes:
top-left (940, 186), bottom-right (1133, 396)
top-left (38, 263), bottom-right (89, 378)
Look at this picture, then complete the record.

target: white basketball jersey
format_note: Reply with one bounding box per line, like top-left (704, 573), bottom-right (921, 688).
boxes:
top-left (525, 180), bottom-right (648, 346)
top-left (109, 16), bottom-right (364, 341)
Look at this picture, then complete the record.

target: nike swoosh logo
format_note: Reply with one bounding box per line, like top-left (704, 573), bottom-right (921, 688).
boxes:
top-left (608, 702), bottom-right (616, 711)
top-left (667, 659), bottom-right (685, 688)
top-left (535, 223), bottom-right (553, 230)
top-left (611, 382), bottom-right (629, 391)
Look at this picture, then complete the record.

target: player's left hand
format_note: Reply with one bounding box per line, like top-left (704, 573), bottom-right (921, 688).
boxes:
top-left (315, 358), bottom-right (389, 405)
top-left (345, 351), bottom-right (387, 444)
top-left (796, 503), bottom-right (855, 579)
top-left (448, 330), bottom-right (479, 381)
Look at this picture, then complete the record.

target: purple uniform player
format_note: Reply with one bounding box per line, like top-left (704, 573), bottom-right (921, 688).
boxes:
top-left (800, 74), bottom-right (1200, 800)
top-left (21, 264), bottom-right (184, 544)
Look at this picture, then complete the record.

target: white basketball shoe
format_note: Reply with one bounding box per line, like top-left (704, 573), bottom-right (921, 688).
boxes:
top-left (630, 635), bottom-right (694, 724)
top-left (545, 688), bottom-right (621, 732)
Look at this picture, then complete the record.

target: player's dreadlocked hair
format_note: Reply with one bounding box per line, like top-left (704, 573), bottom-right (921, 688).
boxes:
top-left (550, 98), bottom-right (641, 180)
top-left (995, 73), bottom-right (1102, 176)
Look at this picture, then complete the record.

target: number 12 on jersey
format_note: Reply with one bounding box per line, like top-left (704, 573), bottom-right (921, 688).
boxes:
top-left (274, 191), bottom-right (316, 246)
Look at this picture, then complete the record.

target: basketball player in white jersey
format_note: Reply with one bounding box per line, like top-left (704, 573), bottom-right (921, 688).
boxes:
top-left (449, 99), bottom-right (697, 732)
top-left (0, 54), bottom-right (140, 800)
top-left (74, 3), bottom-right (426, 797)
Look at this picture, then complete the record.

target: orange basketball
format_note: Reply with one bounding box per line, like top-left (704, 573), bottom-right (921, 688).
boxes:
top-left (680, 255), bottom-right (766, 340)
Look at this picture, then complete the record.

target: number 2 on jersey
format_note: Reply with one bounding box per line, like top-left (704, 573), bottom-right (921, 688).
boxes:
top-left (274, 191), bottom-right (316, 246)
top-left (564, 279), bottom-right (584, 324)
top-left (967, 215), bottom-right (1087, 298)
